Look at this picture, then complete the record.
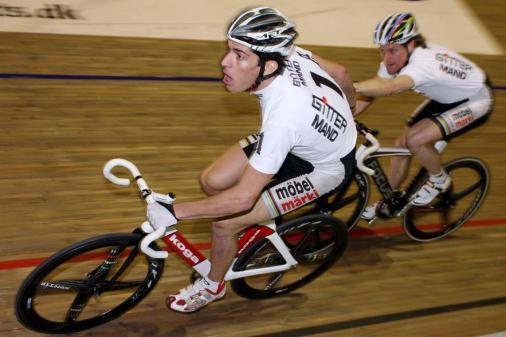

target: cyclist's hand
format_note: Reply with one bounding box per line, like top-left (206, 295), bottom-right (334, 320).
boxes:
top-left (147, 201), bottom-right (178, 230)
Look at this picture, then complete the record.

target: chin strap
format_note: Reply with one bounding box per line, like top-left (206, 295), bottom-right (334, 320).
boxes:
top-left (251, 55), bottom-right (278, 90)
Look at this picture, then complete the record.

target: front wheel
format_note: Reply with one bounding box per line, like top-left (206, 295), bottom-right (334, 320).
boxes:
top-left (15, 232), bottom-right (165, 334)
top-left (230, 214), bottom-right (348, 299)
top-left (403, 157), bottom-right (489, 242)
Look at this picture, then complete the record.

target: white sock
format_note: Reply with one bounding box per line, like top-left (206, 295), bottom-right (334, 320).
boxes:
top-left (203, 275), bottom-right (221, 292)
top-left (429, 169), bottom-right (448, 185)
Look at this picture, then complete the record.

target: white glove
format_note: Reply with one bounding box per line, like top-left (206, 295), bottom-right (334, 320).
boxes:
top-left (146, 201), bottom-right (178, 230)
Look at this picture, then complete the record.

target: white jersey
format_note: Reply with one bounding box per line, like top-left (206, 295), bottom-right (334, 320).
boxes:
top-left (377, 43), bottom-right (486, 104)
top-left (249, 46), bottom-right (357, 176)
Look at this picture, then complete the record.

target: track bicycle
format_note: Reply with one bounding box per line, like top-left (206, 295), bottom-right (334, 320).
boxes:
top-left (15, 159), bottom-right (349, 334)
top-left (295, 122), bottom-right (489, 242)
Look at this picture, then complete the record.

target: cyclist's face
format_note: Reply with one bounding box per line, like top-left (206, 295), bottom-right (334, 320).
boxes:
top-left (380, 44), bottom-right (409, 74)
top-left (221, 40), bottom-right (260, 92)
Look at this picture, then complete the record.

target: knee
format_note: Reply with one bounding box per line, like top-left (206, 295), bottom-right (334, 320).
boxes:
top-left (212, 220), bottom-right (235, 238)
top-left (199, 167), bottom-right (220, 196)
top-left (405, 128), bottom-right (425, 151)
top-left (393, 134), bottom-right (407, 148)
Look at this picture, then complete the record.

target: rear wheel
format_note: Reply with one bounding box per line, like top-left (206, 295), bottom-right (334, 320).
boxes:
top-left (15, 232), bottom-right (164, 334)
top-left (230, 214), bottom-right (348, 299)
top-left (403, 158), bottom-right (489, 242)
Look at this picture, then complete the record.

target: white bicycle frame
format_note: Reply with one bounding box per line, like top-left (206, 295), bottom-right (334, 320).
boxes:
top-left (355, 132), bottom-right (447, 177)
top-left (103, 158), bottom-right (298, 281)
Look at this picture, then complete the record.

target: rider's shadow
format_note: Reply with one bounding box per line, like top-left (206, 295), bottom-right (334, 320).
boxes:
top-left (82, 293), bottom-right (308, 337)
top-left (335, 229), bottom-right (423, 274)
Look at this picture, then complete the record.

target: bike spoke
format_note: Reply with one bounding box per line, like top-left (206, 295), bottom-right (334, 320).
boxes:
top-left (87, 245), bottom-right (127, 281)
top-left (300, 243), bottom-right (334, 262)
top-left (451, 180), bottom-right (483, 201)
top-left (96, 246), bottom-right (140, 295)
top-left (94, 280), bottom-right (146, 291)
top-left (290, 227), bottom-right (318, 256)
top-left (439, 209), bottom-right (450, 229)
top-left (65, 289), bottom-right (93, 323)
top-left (38, 279), bottom-right (90, 291)
top-left (265, 272), bottom-right (285, 290)
top-left (249, 252), bottom-right (284, 267)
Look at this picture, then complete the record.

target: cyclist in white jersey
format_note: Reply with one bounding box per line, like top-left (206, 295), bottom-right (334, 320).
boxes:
top-left (353, 12), bottom-right (493, 220)
top-left (145, 6), bottom-right (357, 312)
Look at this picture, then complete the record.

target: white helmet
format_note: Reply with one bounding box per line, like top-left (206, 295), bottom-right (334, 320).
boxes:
top-left (227, 6), bottom-right (297, 56)
top-left (373, 12), bottom-right (418, 46)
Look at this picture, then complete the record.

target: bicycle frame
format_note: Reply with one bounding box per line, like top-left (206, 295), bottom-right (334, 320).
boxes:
top-left (103, 158), bottom-right (299, 282)
top-left (159, 220), bottom-right (298, 281)
top-left (355, 126), bottom-right (449, 217)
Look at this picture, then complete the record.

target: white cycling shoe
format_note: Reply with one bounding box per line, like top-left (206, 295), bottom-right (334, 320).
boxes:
top-left (166, 277), bottom-right (226, 313)
top-left (360, 202), bottom-right (378, 222)
top-left (411, 176), bottom-right (452, 206)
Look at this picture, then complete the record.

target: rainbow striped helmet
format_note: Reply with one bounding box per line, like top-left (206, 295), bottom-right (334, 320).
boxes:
top-left (373, 12), bottom-right (418, 46)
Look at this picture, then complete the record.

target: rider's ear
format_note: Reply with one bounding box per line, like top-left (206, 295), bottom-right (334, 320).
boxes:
top-left (263, 60), bottom-right (279, 77)
top-left (407, 39), bottom-right (416, 53)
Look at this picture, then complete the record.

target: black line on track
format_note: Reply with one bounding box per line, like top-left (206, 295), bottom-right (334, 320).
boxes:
top-left (252, 296), bottom-right (506, 337)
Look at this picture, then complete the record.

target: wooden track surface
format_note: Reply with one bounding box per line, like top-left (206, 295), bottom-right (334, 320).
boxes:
top-left (1, 2), bottom-right (505, 336)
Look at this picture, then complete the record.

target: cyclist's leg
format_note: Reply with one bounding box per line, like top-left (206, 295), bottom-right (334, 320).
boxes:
top-left (208, 200), bottom-right (272, 282)
top-left (168, 150), bottom-right (351, 312)
top-left (433, 86), bottom-right (493, 141)
top-left (200, 143), bottom-right (249, 196)
top-left (209, 161), bottom-right (350, 282)
top-left (363, 100), bottom-right (442, 219)
top-left (408, 85), bottom-right (493, 174)
top-left (408, 87), bottom-right (493, 204)
top-left (405, 118), bottom-right (443, 174)
top-left (200, 135), bottom-right (262, 195)
top-left (388, 130), bottom-right (411, 190)
top-left (388, 98), bottom-right (432, 189)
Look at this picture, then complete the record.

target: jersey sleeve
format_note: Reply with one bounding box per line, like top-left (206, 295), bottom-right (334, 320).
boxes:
top-left (398, 54), bottom-right (433, 87)
top-left (248, 124), bottom-right (294, 175)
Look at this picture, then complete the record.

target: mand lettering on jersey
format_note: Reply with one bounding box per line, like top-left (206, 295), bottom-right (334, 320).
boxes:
top-left (274, 177), bottom-right (320, 213)
top-left (310, 95), bottom-right (347, 142)
top-left (286, 60), bottom-right (307, 87)
top-left (451, 107), bottom-right (474, 128)
top-left (436, 53), bottom-right (472, 80)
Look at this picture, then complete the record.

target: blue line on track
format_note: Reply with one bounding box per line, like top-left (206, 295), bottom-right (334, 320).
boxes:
top-left (0, 73), bottom-right (221, 82)
top-left (0, 73), bottom-right (505, 90)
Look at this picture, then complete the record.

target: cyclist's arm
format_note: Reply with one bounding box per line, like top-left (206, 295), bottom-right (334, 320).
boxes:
top-left (173, 164), bottom-right (273, 219)
top-left (354, 75), bottom-right (414, 97)
top-left (353, 93), bottom-right (375, 116)
top-left (313, 54), bottom-right (356, 109)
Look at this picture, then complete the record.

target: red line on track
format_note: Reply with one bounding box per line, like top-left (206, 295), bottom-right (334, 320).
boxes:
top-left (2, 218), bottom-right (505, 271)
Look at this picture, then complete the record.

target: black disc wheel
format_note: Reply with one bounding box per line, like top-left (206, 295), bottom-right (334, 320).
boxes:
top-left (230, 214), bottom-right (348, 299)
top-left (15, 232), bottom-right (165, 334)
top-left (403, 158), bottom-right (489, 242)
